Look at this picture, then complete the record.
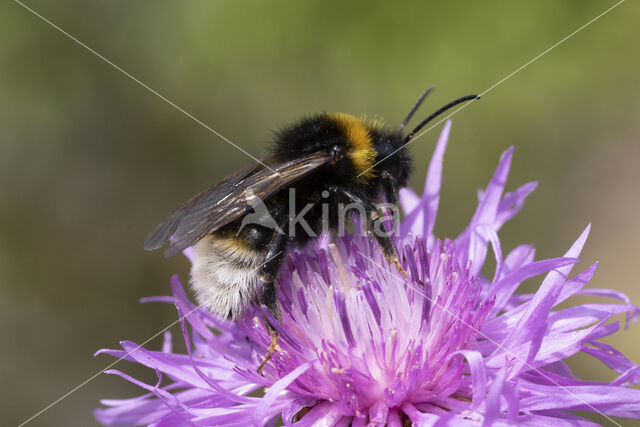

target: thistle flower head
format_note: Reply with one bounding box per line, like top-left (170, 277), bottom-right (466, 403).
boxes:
top-left (96, 121), bottom-right (640, 426)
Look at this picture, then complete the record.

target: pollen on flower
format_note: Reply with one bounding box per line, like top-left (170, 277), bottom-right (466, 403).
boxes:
top-left (95, 121), bottom-right (640, 426)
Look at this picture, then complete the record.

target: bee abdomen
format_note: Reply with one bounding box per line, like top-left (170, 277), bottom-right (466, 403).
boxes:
top-left (190, 235), bottom-right (265, 319)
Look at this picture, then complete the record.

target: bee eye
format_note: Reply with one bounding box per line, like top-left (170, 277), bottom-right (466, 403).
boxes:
top-left (376, 141), bottom-right (395, 159)
top-left (330, 145), bottom-right (345, 162)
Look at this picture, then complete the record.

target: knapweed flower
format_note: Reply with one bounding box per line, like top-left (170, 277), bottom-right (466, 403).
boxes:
top-left (96, 121), bottom-right (640, 426)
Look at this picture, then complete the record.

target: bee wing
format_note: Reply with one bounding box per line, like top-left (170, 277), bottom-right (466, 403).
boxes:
top-left (143, 160), bottom-right (263, 252)
top-left (145, 151), bottom-right (333, 258)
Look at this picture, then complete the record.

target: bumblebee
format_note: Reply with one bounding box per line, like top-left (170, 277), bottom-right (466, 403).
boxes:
top-left (145, 89), bottom-right (478, 371)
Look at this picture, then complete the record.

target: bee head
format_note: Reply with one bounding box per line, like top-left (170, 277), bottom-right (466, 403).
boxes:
top-left (373, 131), bottom-right (412, 188)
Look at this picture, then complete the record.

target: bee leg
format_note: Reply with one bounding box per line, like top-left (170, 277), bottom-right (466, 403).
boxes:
top-left (369, 209), bottom-right (407, 278)
top-left (257, 281), bottom-right (280, 375)
top-left (377, 173), bottom-right (408, 276)
top-left (380, 170), bottom-right (399, 205)
top-left (329, 186), bottom-right (406, 277)
top-left (257, 220), bottom-right (289, 375)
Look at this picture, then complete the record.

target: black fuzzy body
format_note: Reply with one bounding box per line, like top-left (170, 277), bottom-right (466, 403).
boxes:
top-left (148, 112), bottom-right (413, 320)
top-left (215, 113), bottom-right (411, 254)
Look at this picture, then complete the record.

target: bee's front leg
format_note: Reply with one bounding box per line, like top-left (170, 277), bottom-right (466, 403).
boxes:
top-left (329, 186), bottom-right (406, 277)
top-left (380, 170), bottom-right (399, 205)
top-left (367, 207), bottom-right (407, 278)
top-left (257, 218), bottom-right (290, 375)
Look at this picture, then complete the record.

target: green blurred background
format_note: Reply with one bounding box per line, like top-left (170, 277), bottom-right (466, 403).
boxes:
top-left (1, 1), bottom-right (639, 425)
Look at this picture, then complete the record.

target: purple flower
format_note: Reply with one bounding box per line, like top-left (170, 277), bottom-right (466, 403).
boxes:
top-left (95, 121), bottom-right (640, 426)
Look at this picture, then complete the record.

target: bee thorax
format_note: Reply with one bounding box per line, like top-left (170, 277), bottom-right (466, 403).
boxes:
top-left (190, 235), bottom-right (265, 319)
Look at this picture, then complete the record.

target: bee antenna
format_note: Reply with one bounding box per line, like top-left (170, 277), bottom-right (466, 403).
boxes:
top-left (396, 86), bottom-right (435, 135)
top-left (404, 94), bottom-right (480, 143)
